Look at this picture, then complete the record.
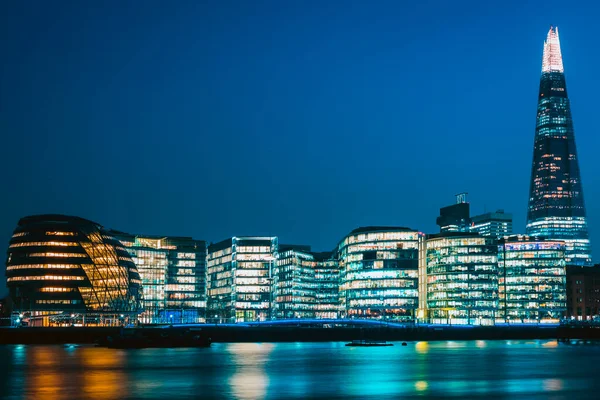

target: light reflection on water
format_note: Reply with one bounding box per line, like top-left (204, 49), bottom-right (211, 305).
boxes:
top-left (0, 340), bottom-right (599, 399)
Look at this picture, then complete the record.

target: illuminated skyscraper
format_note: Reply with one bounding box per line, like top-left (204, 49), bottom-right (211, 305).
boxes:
top-left (526, 27), bottom-right (592, 265)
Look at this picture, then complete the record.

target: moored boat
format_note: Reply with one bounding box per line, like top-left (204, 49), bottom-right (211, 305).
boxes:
top-left (345, 340), bottom-right (393, 347)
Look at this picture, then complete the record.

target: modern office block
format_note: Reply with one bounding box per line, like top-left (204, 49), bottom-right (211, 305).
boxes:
top-left (337, 227), bottom-right (420, 321)
top-left (207, 236), bottom-right (278, 323)
top-left (5, 215), bottom-right (142, 326)
top-left (274, 247), bottom-right (316, 319)
top-left (526, 27), bottom-right (592, 265)
top-left (470, 210), bottom-right (513, 239)
top-left (498, 235), bottom-right (566, 323)
top-left (113, 233), bottom-right (207, 324)
top-left (437, 193), bottom-right (471, 233)
top-left (422, 232), bottom-right (498, 325)
top-left (313, 252), bottom-right (340, 319)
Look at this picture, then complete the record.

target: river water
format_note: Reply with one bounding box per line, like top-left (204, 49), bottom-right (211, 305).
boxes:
top-left (1, 340), bottom-right (599, 399)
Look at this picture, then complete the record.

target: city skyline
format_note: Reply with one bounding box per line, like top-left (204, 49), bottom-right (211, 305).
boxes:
top-left (2, 2), bottom-right (600, 299)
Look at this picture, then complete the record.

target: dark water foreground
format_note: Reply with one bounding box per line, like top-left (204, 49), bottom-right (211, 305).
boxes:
top-left (1, 341), bottom-right (600, 399)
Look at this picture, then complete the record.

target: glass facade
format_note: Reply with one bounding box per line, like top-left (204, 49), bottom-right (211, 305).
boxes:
top-left (207, 237), bottom-right (278, 323)
top-left (526, 27), bottom-right (592, 265)
top-left (470, 210), bottom-right (513, 239)
top-left (337, 227), bottom-right (420, 321)
top-left (423, 233), bottom-right (498, 325)
top-left (274, 249), bottom-right (316, 319)
top-left (498, 236), bottom-right (566, 323)
top-left (5, 215), bottom-right (142, 327)
top-left (113, 233), bottom-right (207, 324)
top-left (273, 249), bottom-right (340, 319)
top-left (313, 253), bottom-right (340, 319)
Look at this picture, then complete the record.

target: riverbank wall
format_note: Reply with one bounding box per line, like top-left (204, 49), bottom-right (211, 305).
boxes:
top-left (1, 325), bottom-right (598, 345)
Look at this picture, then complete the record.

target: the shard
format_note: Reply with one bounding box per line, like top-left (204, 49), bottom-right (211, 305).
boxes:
top-left (526, 27), bottom-right (592, 266)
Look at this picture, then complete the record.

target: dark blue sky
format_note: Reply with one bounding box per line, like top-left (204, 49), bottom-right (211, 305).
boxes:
top-left (1, 1), bottom-right (599, 294)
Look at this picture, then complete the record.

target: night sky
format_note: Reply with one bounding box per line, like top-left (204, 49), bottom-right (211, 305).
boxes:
top-left (1, 1), bottom-right (599, 295)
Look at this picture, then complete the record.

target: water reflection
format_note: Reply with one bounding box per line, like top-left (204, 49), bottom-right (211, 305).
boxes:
top-left (227, 343), bottom-right (272, 400)
top-left (0, 340), bottom-right (599, 399)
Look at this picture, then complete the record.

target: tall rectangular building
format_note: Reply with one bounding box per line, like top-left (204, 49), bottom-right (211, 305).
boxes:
top-left (274, 247), bottom-right (316, 319)
top-left (526, 27), bottom-right (592, 265)
top-left (312, 252), bottom-right (340, 319)
top-left (470, 210), bottom-right (513, 239)
top-left (207, 236), bottom-right (277, 323)
top-left (113, 232), bottom-right (207, 324)
top-left (421, 232), bottom-right (498, 325)
top-left (498, 236), bottom-right (566, 323)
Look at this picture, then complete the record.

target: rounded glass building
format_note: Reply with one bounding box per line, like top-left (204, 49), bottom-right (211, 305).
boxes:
top-left (337, 227), bottom-right (421, 321)
top-left (5, 215), bottom-right (142, 326)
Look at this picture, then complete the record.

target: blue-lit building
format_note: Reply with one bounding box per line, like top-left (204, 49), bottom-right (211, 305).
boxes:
top-left (273, 247), bottom-right (340, 320)
top-left (337, 227), bottom-right (421, 321)
top-left (312, 252), bottom-right (340, 319)
top-left (470, 210), bottom-right (513, 239)
top-left (207, 236), bottom-right (278, 323)
top-left (274, 246), bottom-right (316, 319)
top-left (420, 232), bottom-right (498, 325)
top-left (526, 27), bottom-right (592, 265)
top-left (498, 235), bottom-right (566, 323)
top-left (112, 233), bottom-right (207, 324)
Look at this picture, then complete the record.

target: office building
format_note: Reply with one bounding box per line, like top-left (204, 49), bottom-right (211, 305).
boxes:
top-left (5, 215), bottom-right (142, 326)
top-left (421, 232), bottom-right (498, 325)
top-left (113, 233), bottom-right (207, 324)
top-left (274, 246), bottom-right (316, 319)
top-left (526, 27), bottom-right (592, 265)
top-left (470, 210), bottom-right (513, 239)
top-left (437, 193), bottom-right (471, 233)
top-left (498, 236), bottom-right (566, 323)
top-left (313, 252), bottom-right (340, 319)
top-left (337, 227), bottom-right (420, 321)
top-left (565, 265), bottom-right (600, 320)
top-left (207, 236), bottom-right (278, 323)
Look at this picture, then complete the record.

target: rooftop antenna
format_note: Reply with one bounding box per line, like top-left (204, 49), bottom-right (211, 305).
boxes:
top-left (455, 192), bottom-right (468, 204)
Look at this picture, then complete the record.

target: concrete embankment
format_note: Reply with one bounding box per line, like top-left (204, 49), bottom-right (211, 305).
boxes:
top-left (3, 325), bottom-right (597, 345)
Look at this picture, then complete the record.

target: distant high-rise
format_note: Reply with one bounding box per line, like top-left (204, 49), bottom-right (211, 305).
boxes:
top-left (436, 193), bottom-right (471, 233)
top-left (526, 27), bottom-right (592, 266)
top-left (471, 210), bottom-right (513, 239)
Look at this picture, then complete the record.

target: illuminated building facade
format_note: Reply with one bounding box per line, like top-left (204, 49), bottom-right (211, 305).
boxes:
top-left (274, 247), bottom-right (316, 319)
top-left (313, 252), bottom-right (340, 319)
top-left (207, 236), bottom-right (278, 323)
top-left (337, 227), bottom-right (420, 321)
top-left (273, 248), bottom-right (340, 319)
top-left (422, 232), bottom-right (498, 325)
top-left (526, 27), bottom-right (592, 266)
top-left (113, 233), bottom-right (207, 324)
top-left (498, 236), bottom-right (566, 323)
top-left (5, 215), bottom-right (141, 326)
top-left (436, 193), bottom-right (471, 233)
top-left (565, 265), bottom-right (600, 320)
top-left (470, 210), bottom-right (513, 239)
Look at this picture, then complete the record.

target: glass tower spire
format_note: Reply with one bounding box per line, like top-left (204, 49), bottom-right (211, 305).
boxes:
top-left (526, 27), bottom-right (592, 266)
